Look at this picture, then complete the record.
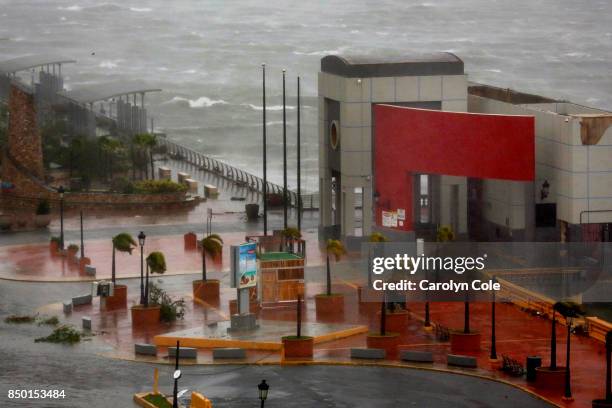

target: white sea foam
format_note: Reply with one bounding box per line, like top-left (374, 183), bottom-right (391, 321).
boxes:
top-left (99, 60), bottom-right (119, 69)
top-left (168, 96), bottom-right (228, 108)
top-left (59, 5), bottom-right (82, 11)
top-left (130, 7), bottom-right (152, 12)
top-left (244, 104), bottom-right (295, 111)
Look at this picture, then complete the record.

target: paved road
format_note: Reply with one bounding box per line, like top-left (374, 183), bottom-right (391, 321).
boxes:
top-left (0, 279), bottom-right (553, 408)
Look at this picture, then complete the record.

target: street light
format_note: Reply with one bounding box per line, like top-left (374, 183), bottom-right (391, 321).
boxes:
top-left (138, 231), bottom-right (146, 305)
top-left (564, 313), bottom-right (575, 401)
top-left (258, 380), bottom-right (269, 408)
top-left (58, 185), bottom-right (65, 250)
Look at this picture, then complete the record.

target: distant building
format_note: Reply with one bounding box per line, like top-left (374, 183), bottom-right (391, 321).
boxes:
top-left (318, 53), bottom-right (612, 243)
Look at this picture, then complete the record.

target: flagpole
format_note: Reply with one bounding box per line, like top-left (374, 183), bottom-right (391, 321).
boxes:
top-left (297, 76), bottom-right (301, 231)
top-left (262, 63), bottom-right (268, 236)
top-left (282, 69), bottom-right (288, 230)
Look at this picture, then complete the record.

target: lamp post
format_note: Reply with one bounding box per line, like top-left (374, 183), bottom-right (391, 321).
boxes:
top-left (79, 210), bottom-right (85, 258)
top-left (490, 277), bottom-right (497, 360)
top-left (258, 379), bottom-right (269, 408)
top-left (138, 231), bottom-right (146, 305)
top-left (58, 185), bottom-right (65, 250)
top-left (173, 340), bottom-right (181, 408)
top-left (296, 75), bottom-right (301, 232)
top-left (282, 69), bottom-right (288, 230)
top-left (563, 314), bottom-right (574, 401)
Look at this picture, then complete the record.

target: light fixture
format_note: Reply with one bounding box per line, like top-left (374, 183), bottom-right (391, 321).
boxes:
top-left (258, 379), bottom-right (269, 405)
top-left (58, 185), bottom-right (65, 198)
top-left (138, 231), bottom-right (146, 247)
top-left (540, 180), bottom-right (550, 200)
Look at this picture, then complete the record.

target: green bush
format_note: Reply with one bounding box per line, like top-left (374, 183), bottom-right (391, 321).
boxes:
top-left (38, 316), bottom-right (59, 326)
top-left (35, 325), bottom-right (81, 344)
top-left (144, 394), bottom-right (172, 408)
top-left (36, 199), bottom-right (51, 215)
top-left (134, 179), bottom-right (187, 194)
top-left (110, 177), bottom-right (135, 194)
top-left (5, 314), bottom-right (37, 324)
top-left (50, 236), bottom-right (61, 244)
top-left (149, 283), bottom-right (185, 322)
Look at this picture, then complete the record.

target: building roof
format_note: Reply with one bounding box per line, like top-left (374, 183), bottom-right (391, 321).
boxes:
top-left (0, 55), bottom-right (76, 74)
top-left (59, 81), bottom-right (162, 104)
top-left (321, 53), bottom-right (464, 77)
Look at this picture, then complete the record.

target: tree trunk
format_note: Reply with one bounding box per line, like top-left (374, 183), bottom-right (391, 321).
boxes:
top-left (202, 247), bottom-right (207, 282)
top-left (551, 311), bottom-right (557, 369)
top-left (111, 245), bottom-right (116, 284)
top-left (144, 264), bottom-right (149, 307)
top-left (150, 149), bottom-right (154, 180)
top-left (380, 299), bottom-right (386, 336)
top-left (297, 294), bottom-right (302, 338)
top-left (326, 255), bottom-right (331, 296)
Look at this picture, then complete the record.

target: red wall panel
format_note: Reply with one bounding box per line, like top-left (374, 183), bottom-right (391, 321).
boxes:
top-left (374, 104), bottom-right (535, 231)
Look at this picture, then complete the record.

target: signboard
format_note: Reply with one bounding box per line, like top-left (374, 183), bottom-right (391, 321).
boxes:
top-left (397, 208), bottom-right (406, 221)
top-left (382, 210), bottom-right (398, 228)
top-left (237, 242), bottom-right (257, 289)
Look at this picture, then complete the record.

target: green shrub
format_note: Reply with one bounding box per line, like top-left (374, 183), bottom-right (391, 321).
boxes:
top-left (35, 325), bottom-right (81, 344)
top-left (50, 236), bottom-right (61, 244)
top-left (110, 176), bottom-right (135, 194)
top-left (36, 199), bottom-right (51, 215)
top-left (5, 314), bottom-right (36, 324)
top-left (134, 179), bottom-right (187, 194)
top-left (67, 244), bottom-right (79, 252)
top-left (149, 283), bottom-right (185, 322)
top-left (38, 316), bottom-right (59, 326)
top-left (144, 394), bottom-right (172, 408)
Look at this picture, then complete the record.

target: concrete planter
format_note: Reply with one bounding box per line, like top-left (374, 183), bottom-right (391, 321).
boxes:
top-left (450, 331), bottom-right (482, 353)
top-left (366, 332), bottom-right (400, 359)
top-left (79, 257), bottom-right (91, 272)
top-left (379, 310), bottom-right (410, 334)
top-left (282, 336), bottom-right (314, 359)
top-left (184, 232), bottom-right (197, 250)
top-left (67, 247), bottom-right (79, 258)
top-left (315, 293), bottom-right (344, 319)
top-left (534, 366), bottom-right (567, 391)
top-left (193, 279), bottom-right (220, 304)
top-left (102, 284), bottom-right (127, 309)
top-left (131, 305), bottom-right (161, 327)
top-left (229, 299), bottom-right (260, 315)
top-left (34, 214), bottom-right (51, 228)
top-left (49, 241), bottom-right (59, 254)
top-left (592, 399), bottom-right (612, 408)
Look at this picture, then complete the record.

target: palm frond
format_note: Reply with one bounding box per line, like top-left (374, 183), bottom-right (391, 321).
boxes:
top-left (146, 251), bottom-right (167, 274)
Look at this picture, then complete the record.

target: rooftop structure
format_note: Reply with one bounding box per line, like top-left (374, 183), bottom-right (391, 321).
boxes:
top-left (58, 81), bottom-right (161, 105)
top-left (0, 54), bottom-right (76, 74)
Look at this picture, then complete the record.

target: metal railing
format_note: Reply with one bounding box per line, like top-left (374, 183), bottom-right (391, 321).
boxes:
top-left (158, 138), bottom-right (318, 209)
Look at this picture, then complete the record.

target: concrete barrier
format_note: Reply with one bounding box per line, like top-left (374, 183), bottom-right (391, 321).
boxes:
top-left (72, 294), bottom-right (92, 306)
top-left (168, 347), bottom-right (197, 359)
top-left (212, 348), bottom-right (246, 359)
top-left (84, 265), bottom-right (96, 277)
top-left (350, 348), bottom-right (386, 359)
top-left (135, 343), bottom-right (158, 356)
top-left (447, 354), bottom-right (477, 368)
top-left (63, 301), bottom-right (72, 314)
top-left (82, 317), bottom-right (92, 330)
top-left (400, 350), bottom-right (434, 363)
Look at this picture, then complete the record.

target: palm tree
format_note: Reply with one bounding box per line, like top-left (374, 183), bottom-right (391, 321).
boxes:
top-left (554, 300), bottom-right (585, 400)
top-left (325, 239), bottom-right (346, 296)
top-left (111, 233), bottom-right (136, 284)
top-left (134, 133), bottom-right (157, 180)
top-left (200, 234), bottom-right (223, 281)
top-left (367, 233), bottom-right (389, 287)
top-left (99, 136), bottom-right (123, 182)
top-left (282, 227), bottom-right (301, 253)
top-left (144, 251), bottom-right (166, 307)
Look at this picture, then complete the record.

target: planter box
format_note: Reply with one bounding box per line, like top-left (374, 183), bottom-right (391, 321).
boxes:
top-left (366, 333), bottom-right (400, 359)
top-left (131, 305), bottom-right (161, 327)
top-left (193, 279), bottom-right (220, 304)
top-left (184, 232), bottom-right (197, 250)
top-left (79, 257), bottom-right (91, 272)
top-left (535, 366), bottom-right (567, 391)
top-left (34, 214), bottom-right (51, 228)
top-left (381, 310), bottom-right (410, 334)
top-left (102, 284), bottom-right (127, 309)
top-left (229, 299), bottom-right (260, 315)
top-left (450, 331), bottom-right (481, 353)
top-left (282, 336), bottom-right (314, 359)
top-left (315, 294), bottom-right (344, 319)
top-left (49, 241), bottom-right (59, 254)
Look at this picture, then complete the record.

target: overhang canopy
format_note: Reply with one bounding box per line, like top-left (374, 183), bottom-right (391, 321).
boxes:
top-left (0, 55), bottom-right (76, 74)
top-left (59, 82), bottom-right (162, 104)
top-left (321, 53), bottom-right (464, 77)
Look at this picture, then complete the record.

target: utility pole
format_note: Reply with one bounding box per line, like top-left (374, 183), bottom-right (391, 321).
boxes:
top-left (262, 63), bottom-right (268, 235)
top-left (282, 69), bottom-right (288, 229)
top-left (297, 76), bottom-right (302, 231)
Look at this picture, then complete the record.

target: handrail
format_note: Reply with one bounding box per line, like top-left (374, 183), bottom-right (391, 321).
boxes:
top-left (158, 138), bottom-right (318, 208)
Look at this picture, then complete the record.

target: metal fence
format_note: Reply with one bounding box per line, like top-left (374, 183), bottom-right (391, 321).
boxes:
top-left (158, 138), bottom-right (318, 209)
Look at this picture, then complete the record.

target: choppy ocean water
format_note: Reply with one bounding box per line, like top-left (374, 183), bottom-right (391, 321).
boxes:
top-left (1, 0), bottom-right (611, 192)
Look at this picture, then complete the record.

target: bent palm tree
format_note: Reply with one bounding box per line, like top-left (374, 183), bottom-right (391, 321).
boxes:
top-left (282, 227), bottom-right (302, 253)
top-left (111, 233), bottom-right (136, 284)
top-left (200, 234), bottom-right (223, 281)
top-left (367, 233), bottom-right (389, 287)
top-left (144, 251), bottom-right (166, 307)
top-left (325, 239), bottom-right (346, 296)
